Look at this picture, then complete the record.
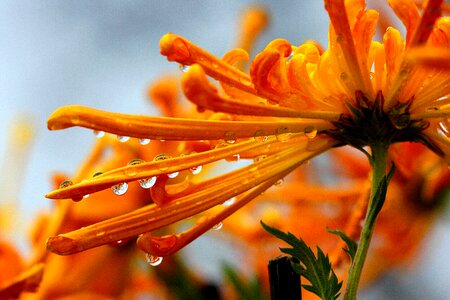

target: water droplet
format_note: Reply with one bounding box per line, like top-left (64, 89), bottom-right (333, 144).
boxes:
top-left (226, 153), bottom-right (240, 162)
top-left (274, 178), bottom-right (284, 186)
top-left (276, 127), bottom-right (291, 142)
top-left (153, 154), bottom-right (172, 172)
top-left (369, 72), bottom-right (375, 80)
top-left (426, 106), bottom-right (439, 111)
top-left (128, 158), bottom-right (145, 166)
top-left (223, 197), bottom-right (235, 207)
top-left (253, 155), bottom-right (266, 163)
top-left (212, 62), bottom-right (219, 68)
top-left (190, 165), bottom-right (202, 175)
top-left (239, 76), bottom-right (252, 86)
top-left (93, 171), bottom-right (103, 177)
top-left (83, 194), bottom-right (90, 199)
top-left (224, 131), bottom-right (237, 144)
top-left (304, 126), bottom-right (317, 139)
top-left (336, 34), bottom-right (344, 43)
top-left (146, 254), bottom-right (163, 266)
top-left (117, 135), bottom-right (130, 142)
top-left (254, 130), bottom-right (268, 143)
top-left (212, 222), bottom-right (223, 230)
top-left (139, 176), bottom-right (157, 189)
top-left (112, 182), bottom-right (128, 196)
top-left (59, 180), bottom-right (73, 189)
top-left (139, 138), bottom-right (151, 145)
top-left (339, 72), bottom-right (349, 81)
top-left (179, 65), bottom-right (190, 72)
top-left (93, 130), bottom-right (105, 138)
top-left (167, 171), bottom-right (179, 178)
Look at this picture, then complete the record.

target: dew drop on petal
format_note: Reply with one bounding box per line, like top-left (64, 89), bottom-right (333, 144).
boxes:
top-left (304, 126), bottom-right (317, 139)
top-left (93, 171), bottom-right (103, 177)
top-left (274, 178), bottom-right (284, 186)
top-left (112, 182), bottom-right (128, 196)
top-left (117, 135), bottom-right (130, 142)
top-left (83, 194), bottom-right (90, 199)
top-left (153, 154), bottom-right (172, 172)
top-left (179, 65), bottom-right (190, 73)
top-left (59, 180), bottom-right (73, 189)
top-left (128, 158), bottom-right (145, 166)
top-left (146, 254), bottom-right (163, 266)
top-left (212, 222), bottom-right (223, 230)
top-left (224, 131), bottom-right (237, 144)
top-left (167, 171), bottom-right (179, 179)
top-left (276, 127), bottom-right (291, 142)
top-left (139, 138), bottom-right (151, 145)
top-left (223, 197), bottom-right (235, 207)
top-left (93, 130), bottom-right (105, 138)
top-left (254, 130), bottom-right (268, 143)
top-left (139, 176), bottom-right (157, 189)
top-left (190, 165), bottom-right (202, 175)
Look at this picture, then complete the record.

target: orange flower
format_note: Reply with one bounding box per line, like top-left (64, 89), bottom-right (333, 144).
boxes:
top-left (44, 1), bottom-right (450, 278)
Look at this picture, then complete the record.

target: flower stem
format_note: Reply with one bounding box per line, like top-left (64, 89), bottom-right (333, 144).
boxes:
top-left (344, 143), bottom-right (390, 299)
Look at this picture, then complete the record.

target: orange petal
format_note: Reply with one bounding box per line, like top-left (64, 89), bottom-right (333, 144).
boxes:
top-left (160, 33), bottom-right (257, 95)
top-left (325, 0), bottom-right (372, 97)
top-left (409, 0), bottom-right (443, 47)
top-left (48, 105), bottom-right (332, 142)
top-left (388, 0), bottom-right (421, 46)
top-left (137, 167), bottom-right (289, 257)
top-left (182, 64), bottom-right (341, 120)
top-left (46, 138), bottom-right (335, 255)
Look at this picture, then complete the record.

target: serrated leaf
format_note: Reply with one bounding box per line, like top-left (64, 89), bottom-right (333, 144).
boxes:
top-left (261, 221), bottom-right (342, 300)
top-left (327, 228), bottom-right (357, 261)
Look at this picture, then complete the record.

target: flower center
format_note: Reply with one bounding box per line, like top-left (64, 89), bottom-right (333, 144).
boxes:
top-left (324, 91), bottom-right (432, 150)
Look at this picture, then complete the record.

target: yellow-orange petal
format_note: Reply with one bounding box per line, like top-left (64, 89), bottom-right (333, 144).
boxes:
top-left (160, 33), bottom-right (257, 95)
top-left (46, 138), bottom-right (335, 255)
top-left (47, 105), bottom-right (333, 142)
top-left (182, 64), bottom-right (341, 120)
top-left (137, 168), bottom-right (289, 257)
top-left (409, 0), bottom-right (443, 47)
top-left (388, 0), bottom-right (421, 46)
top-left (324, 0), bottom-right (372, 96)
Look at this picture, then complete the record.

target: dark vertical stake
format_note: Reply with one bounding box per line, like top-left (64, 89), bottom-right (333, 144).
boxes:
top-left (268, 256), bottom-right (301, 300)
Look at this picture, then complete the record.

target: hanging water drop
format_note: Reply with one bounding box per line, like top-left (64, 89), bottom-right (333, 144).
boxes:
top-left (223, 197), bottom-right (236, 207)
top-left (139, 176), bottom-right (157, 189)
top-left (93, 130), bottom-right (105, 138)
top-left (212, 222), bottom-right (223, 230)
top-left (224, 131), bottom-right (237, 144)
top-left (59, 180), bottom-right (73, 189)
top-left (112, 182), bottom-right (128, 196)
top-left (153, 154), bottom-right (172, 172)
top-left (139, 138), bottom-right (151, 145)
top-left (190, 165), bottom-right (202, 175)
top-left (128, 158), bottom-right (145, 166)
top-left (275, 178), bottom-right (284, 186)
top-left (254, 130), bottom-right (268, 143)
top-left (179, 65), bottom-right (190, 73)
top-left (276, 127), bottom-right (290, 142)
top-left (92, 171), bottom-right (103, 177)
top-left (146, 253), bottom-right (163, 266)
top-left (304, 126), bottom-right (317, 139)
top-left (117, 135), bottom-right (130, 142)
top-left (167, 171), bottom-right (179, 179)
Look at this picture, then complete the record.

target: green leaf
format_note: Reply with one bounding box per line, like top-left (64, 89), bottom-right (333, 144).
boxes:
top-left (261, 221), bottom-right (342, 300)
top-left (326, 228), bottom-right (357, 261)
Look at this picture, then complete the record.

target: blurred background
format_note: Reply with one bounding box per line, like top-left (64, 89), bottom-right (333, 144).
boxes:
top-left (0, 0), bottom-right (449, 299)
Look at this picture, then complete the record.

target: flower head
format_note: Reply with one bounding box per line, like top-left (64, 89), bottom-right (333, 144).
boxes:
top-left (45, 0), bottom-right (450, 267)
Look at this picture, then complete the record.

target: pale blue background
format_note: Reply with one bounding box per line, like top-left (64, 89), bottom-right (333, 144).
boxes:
top-left (0, 1), bottom-right (449, 299)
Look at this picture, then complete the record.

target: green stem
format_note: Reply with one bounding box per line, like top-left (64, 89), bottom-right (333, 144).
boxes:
top-left (344, 143), bottom-right (390, 300)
